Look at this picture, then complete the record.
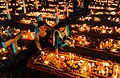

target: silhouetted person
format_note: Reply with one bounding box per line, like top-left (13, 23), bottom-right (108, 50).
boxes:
top-left (84, 0), bottom-right (90, 12)
top-left (72, 0), bottom-right (80, 13)
top-left (44, 0), bottom-right (48, 8)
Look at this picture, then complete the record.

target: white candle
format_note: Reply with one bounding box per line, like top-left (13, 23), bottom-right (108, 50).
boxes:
top-left (0, 49), bottom-right (1, 53)
top-left (92, 63), bottom-right (94, 67)
top-left (115, 65), bottom-right (118, 78)
top-left (69, 53), bottom-right (71, 60)
top-left (60, 56), bottom-right (65, 61)
top-left (26, 35), bottom-right (28, 38)
top-left (18, 47), bottom-right (21, 50)
top-left (44, 60), bottom-right (49, 65)
top-left (106, 67), bottom-right (109, 73)
top-left (84, 67), bottom-right (86, 73)
top-left (72, 54), bottom-right (74, 59)
top-left (41, 51), bottom-right (45, 55)
top-left (32, 36), bottom-right (34, 39)
top-left (28, 29), bottom-right (30, 32)
top-left (2, 57), bottom-right (7, 60)
top-left (72, 60), bottom-right (74, 63)
top-left (56, 54), bottom-right (59, 59)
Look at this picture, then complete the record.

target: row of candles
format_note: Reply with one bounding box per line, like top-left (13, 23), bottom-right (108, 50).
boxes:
top-left (20, 18), bottom-right (37, 24)
top-left (21, 30), bottom-right (35, 40)
top-left (41, 8), bottom-right (72, 13)
top-left (108, 17), bottom-right (120, 23)
top-left (1, 26), bottom-right (20, 35)
top-left (48, 0), bottom-right (69, 2)
top-left (41, 8), bottom-right (55, 12)
top-left (79, 15), bottom-right (120, 23)
top-left (35, 51), bottom-right (120, 77)
top-left (46, 20), bottom-right (56, 27)
top-left (74, 35), bottom-right (90, 47)
top-left (20, 17), bottom-right (56, 28)
top-left (94, 1), bottom-right (118, 6)
top-left (48, 3), bottom-right (73, 9)
top-left (95, 0), bottom-right (119, 4)
top-left (0, 46), bottom-right (26, 55)
top-left (71, 24), bottom-right (120, 34)
top-left (99, 39), bottom-right (120, 53)
top-left (0, 46), bottom-right (27, 60)
top-left (26, 12), bottom-right (65, 19)
top-left (79, 16), bottom-right (100, 21)
top-left (1, 25), bottom-right (34, 40)
top-left (90, 10), bottom-right (117, 15)
top-left (89, 5), bottom-right (117, 11)
top-left (73, 34), bottom-right (120, 53)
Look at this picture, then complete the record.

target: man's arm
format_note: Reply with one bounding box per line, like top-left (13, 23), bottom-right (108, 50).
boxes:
top-left (35, 33), bottom-right (42, 51)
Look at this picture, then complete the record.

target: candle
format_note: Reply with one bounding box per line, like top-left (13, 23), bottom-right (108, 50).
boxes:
top-left (3, 31), bottom-right (6, 33)
top-left (88, 63), bottom-right (91, 68)
top-left (2, 57), bottom-right (7, 60)
top-left (115, 65), bottom-right (118, 77)
top-left (50, 53), bottom-right (54, 57)
top-left (78, 62), bottom-right (81, 66)
top-left (26, 35), bottom-right (28, 38)
top-left (32, 36), bottom-right (34, 39)
top-left (23, 35), bottom-right (26, 38)
top-left (41, 51), bottom-right (45, 55)
top-left (44, 60), bottom-right (49, 65)
top-left (56, 54), bottom-right (59, 59)
top-left (69, 53), bottom-right (71, 60)
top-left (28, 30), bottom-right (30, 32)
top-left (101, 69), bottom-right (105, 75)
top-left (106, 67), bottom-right (109, 74)
top-left (59, 60), bottom-right (61, 63)
top-left (2, 48), bottom-right (5, 52)
top-left (60, 56), bottom-right (65, 61)
top-left (18, 47), bottom-right (21, 50)
top-left (72, 54), bottom-right (74, 59)
top-left (101, 29), bottom-right (106, 34)
top-left (92, 63), bottom-right (94, 67)
top-left (72, 60), bottom-right (74, 63)
top-left (83, 67), bottom-right (86, 73)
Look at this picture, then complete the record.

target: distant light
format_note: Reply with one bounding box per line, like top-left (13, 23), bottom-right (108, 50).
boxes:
top-left (2, 57), bottom-right (7, 60)
top-left (2, 48), bottom-right (6, 52)
top-left (18, 47), bottom-right (21, 50)
top-left (41, 51), bottom-right (45, 55)
top-left (44, 61), bottom-right (49, 65)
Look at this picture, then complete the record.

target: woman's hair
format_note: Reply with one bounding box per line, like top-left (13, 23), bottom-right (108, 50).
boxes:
top-left (57, 21), bottom-right (66, 29)
top-left (37, 21), bottom-right (45, 27)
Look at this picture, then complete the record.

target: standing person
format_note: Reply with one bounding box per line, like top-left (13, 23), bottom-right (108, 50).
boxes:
top-left (72, 0), bottom-right (80, 13)
top-left (11, 0), bottom-right (16, 13)
top-left (34, 21), bottom-right (53, 51)
top-left (44, 0), bottom-right (48, 8)
top-left (84, 0), bottom-right (90, 12)
top-left (53, 22), bottom-right (74, 54)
